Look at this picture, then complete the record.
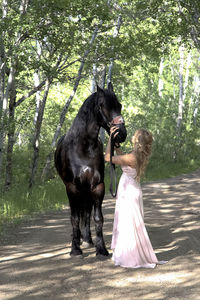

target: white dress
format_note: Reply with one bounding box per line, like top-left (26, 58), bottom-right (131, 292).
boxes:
top-left (111, 166), bottom-right (167, 268)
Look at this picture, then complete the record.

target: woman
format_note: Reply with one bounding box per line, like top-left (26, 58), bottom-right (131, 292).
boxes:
top-left (105, 127), bottom-right (166, 268)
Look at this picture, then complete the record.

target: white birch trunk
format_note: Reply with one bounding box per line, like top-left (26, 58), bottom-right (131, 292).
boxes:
top-left (91, 64), bottom-right (97, 93)
top-left (104, 15), bottom-right (122, 145)
top-left (192, 74), bottom-right (200, 125)
top-left (176, 44), bottom-right (184, 137)
top-left (182, 50), bottom-right (192, 124)
top-left (0, 0), bottom-right (8, 181)
top-left (33, 40), bottom-right (42, 125)
top-left (4, 64), bottom-right (16, 188)
top-left (158, 57), bottom-right (164, 98)
top-left (183, 50), bottom-right (192, 102)
top-left (100, 67), bottom-right (106, 89)
top-left (99, 66), bottom-right (107, 144)
top-left (0, 44), bottom-right (6, 181)
top-left (29, 78), bottom-right (51, 188)
top-left (169, 55), bottom-right (176, 102)
top-left (33, 72), bottom-right (41, 125)
top-left (107, 15), bottom-right (122, 85)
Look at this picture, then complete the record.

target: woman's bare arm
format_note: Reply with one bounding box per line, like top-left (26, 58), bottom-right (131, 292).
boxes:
top-left (104, 136), bottom-right (137, 168)
top-left (115, 146), bottom-right (124, 155)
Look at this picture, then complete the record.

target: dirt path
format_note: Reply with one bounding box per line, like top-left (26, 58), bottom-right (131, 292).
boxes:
top-left (1, 170), bottom-right (200, 300)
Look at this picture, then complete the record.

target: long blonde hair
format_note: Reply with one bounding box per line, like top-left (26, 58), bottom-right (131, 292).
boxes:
top-left (132, 129), bottom-right (153, 181)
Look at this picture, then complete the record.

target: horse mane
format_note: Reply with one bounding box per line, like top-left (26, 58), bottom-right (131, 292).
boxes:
top-left (74, 92), bottom-right (98, 125)
top-left (70, 88), bottom-right (117, 133)
top-left (80, 93), bottom-right (97, 113)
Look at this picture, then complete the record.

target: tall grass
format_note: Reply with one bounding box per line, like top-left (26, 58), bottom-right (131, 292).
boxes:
top-left (0, 176), bottom-right (67, 232)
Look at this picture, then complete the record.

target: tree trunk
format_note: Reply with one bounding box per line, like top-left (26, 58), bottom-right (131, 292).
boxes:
top-left (101, 66), bottom-right (106, 89)
top-left (169, 55), bottom-right (176, 102)
top-left (183, 50), bottom-right (191, 102)
top-left (91, 64), bottom-right (97, 93)
top-left (99, 66), bottom-right (107, 144)
top-left (29, 78), bottom-right (51, 189)
top-left (176, 44), bottom-right (184, 138)
top-left (158, 57), bottom-right (164, 98)
top-left (107, 15), bottom-right (122, 85)
top-left (4, 65), bottom-right (16, 189)
top-left (104, 16), bottom-right (122, 145)
top-left (183, 50), bottom-right (192, 123)
top-left (192, 74), bottom-right (200, 125)
top-left (0, 41), bottom-right (6, 182)
top-left (0, 0), bottom-right (8, 182)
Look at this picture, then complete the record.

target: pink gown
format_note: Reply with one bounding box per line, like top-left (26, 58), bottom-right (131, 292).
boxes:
top-left (111, 166), bottom-right (166, 269)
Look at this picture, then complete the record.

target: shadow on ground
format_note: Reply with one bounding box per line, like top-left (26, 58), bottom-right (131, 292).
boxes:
top-left (1, 169), bottom-right (200, 299)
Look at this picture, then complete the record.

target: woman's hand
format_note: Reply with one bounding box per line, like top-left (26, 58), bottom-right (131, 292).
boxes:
top-left (110, 126), bottom-right (120, 148)
top-left (110, 126), bottom-right (119, 138)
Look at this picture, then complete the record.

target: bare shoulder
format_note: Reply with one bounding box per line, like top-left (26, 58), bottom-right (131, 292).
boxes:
top-left (111, 151), bottom-right (137, 168)
top-left (127, 152), bottom-right (137, 168)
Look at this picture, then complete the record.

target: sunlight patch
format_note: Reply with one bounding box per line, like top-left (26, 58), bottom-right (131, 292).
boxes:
top-left (109, 271), bottom-right (189, 287)
top-left (23, 249), bottom-right (67, 261)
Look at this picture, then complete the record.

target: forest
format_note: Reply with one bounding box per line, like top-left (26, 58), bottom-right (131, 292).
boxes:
top-left (0, 0), bottom-right (200, 226)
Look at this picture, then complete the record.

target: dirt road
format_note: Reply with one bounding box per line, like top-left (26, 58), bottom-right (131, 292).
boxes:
top-left (1, 170), bottom-right (200, 300)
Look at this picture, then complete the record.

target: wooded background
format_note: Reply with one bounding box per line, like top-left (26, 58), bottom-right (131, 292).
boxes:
top-left (0, 0), bottom-right (200, 221)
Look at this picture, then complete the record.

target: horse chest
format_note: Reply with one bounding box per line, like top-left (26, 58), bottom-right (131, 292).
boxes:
top-left (75, 165), bottom-right (102, 188)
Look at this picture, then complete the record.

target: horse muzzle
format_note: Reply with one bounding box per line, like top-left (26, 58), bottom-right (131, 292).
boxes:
top-left (110, 115), bottom-right (127, 144)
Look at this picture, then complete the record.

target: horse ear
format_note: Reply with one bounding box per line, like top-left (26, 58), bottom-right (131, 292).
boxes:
top-left (97, 85), bottom-right (104, 96)
top-left (97, 85), bottom-right (105, 106)
top-left (108, 82), bottom-right (113, 93)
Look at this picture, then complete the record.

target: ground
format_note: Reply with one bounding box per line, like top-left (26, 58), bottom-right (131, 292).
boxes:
top-left (1, 169), bottom-right (200, 300)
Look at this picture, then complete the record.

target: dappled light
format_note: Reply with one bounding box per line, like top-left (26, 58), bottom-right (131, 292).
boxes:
top-left (1, 170), bottom-right (200, 299)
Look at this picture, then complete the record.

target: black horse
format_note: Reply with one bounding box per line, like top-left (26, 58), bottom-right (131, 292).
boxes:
top-left (55, 83), bottom-right (127, 257)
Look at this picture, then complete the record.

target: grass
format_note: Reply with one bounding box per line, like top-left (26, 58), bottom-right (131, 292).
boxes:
top-left (0, 177), bottom-right (67, 234)
top-left (0, 158), bottom-right (200, 235)
top-left (144, 158), bottom-right (200, 182)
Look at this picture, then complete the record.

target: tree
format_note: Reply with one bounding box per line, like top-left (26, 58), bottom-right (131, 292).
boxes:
top-left (0, 0), bottom-right (114, 187)
top-left (1, 0), bottom-right (200, 191)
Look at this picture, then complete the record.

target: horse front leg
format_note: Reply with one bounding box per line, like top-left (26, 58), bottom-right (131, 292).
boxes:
top-left (92, 183), bottom-right (109, 257)
top-left (70, 208), bottom-right (82, 256)
top-left (66, 184), bottom-right (82, 256)
top-left (81, 201), bottom-right (94, 247)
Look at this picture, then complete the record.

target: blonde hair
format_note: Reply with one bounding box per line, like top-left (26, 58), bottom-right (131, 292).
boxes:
top-left (132, 129), bottom-right (153, 181)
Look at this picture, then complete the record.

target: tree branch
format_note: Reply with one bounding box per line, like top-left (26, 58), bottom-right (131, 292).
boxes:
top-left (15, 79), bottom-right (46, 107)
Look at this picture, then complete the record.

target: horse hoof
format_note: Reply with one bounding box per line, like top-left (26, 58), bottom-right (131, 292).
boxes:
top-left (96, 253), bottom-right (110, 260)
top-left (82, 241), bottom-right (94, 248)
top-left (70, 249), bottom-right (83, 256)
top-left (96, 249), bottom-right (109, 257)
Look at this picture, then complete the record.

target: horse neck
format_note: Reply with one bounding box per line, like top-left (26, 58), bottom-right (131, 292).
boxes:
top-left (71, 96), bottom-right (100, 141)
top-left (78, 118), bottom-right (100, 140)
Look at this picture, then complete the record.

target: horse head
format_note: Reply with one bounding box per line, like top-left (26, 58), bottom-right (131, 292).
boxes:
top-left (97, 82), bottom-right (127, 144)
